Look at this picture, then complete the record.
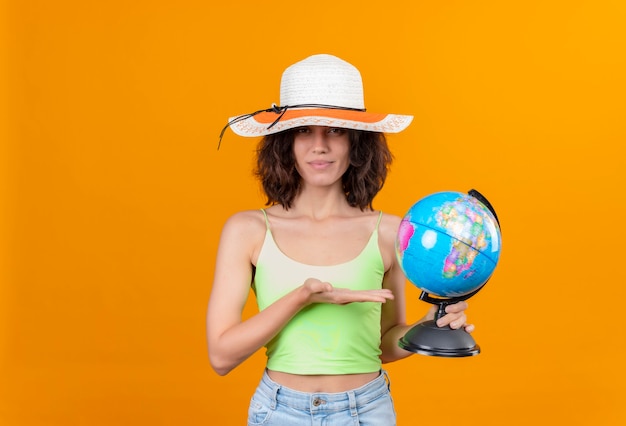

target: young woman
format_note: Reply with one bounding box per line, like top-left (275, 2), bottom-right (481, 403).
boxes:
top-left (207, 54), bottom-right (473, 425)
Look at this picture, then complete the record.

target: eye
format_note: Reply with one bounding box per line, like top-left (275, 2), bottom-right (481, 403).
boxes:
top-left (294, 126), bottom-right (310, 134)
top-left (328, 127), bottom-right (346, 135)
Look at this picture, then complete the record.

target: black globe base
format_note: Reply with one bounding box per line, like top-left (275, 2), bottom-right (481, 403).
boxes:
top-left (399, 320), bottom-right (480, 357)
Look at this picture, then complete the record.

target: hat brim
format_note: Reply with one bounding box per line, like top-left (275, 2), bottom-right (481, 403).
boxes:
top-left (229, 108), bottom-right (413, 137)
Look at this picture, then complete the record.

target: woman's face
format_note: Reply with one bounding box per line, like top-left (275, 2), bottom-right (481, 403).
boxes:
top-left (293, 126), bottom-right (351, 188)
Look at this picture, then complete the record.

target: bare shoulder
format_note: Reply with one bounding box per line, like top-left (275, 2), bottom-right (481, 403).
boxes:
top-left (378, 212), bottom-right (402, 244)
top-left (222, 209), bottom-right (266, 230)
top-left (219, 209), bottom-right (267, 248)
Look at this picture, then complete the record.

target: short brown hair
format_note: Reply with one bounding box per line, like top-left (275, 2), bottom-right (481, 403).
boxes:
top-left (254, 129), bottom-right (393, 210)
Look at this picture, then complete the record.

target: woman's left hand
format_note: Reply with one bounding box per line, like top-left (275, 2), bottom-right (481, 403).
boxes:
top-left (427, 301), bottom-right (475, 333)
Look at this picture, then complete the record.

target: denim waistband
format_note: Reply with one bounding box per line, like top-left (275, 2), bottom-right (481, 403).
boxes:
top-left (257, 370), bottom-right (391, 413)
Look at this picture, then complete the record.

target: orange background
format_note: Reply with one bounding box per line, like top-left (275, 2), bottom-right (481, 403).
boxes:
top-left (2, 1), bottom-right (626, 425)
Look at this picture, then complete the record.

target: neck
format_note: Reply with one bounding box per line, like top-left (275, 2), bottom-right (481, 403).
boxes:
top-left (288, 185), bottom-right (352, 220)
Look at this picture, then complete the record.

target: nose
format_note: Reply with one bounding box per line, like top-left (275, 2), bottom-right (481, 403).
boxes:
top-left (311, 129), bottom-right (329, 153)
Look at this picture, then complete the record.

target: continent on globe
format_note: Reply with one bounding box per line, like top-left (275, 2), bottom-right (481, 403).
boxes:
top-left (396, 191), bottom-right (501, 298)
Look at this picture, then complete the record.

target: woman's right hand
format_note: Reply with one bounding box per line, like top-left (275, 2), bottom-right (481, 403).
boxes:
top-left (302, 278), bottom-right (394, 305)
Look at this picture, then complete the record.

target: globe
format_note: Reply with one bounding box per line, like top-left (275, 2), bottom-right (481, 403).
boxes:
top-left (396, 191), bottom-right (502, 298)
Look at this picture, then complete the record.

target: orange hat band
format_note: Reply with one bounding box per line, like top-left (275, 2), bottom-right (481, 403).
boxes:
top-left (253, 108), bottom-right (387, 125)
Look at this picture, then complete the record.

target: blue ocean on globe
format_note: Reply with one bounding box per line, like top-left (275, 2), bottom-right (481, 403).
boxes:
top-left (396, 191), bottom-right (502, 297)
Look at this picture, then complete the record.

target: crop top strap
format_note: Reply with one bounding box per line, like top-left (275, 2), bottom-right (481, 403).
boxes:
top-left (375, 210), bottom-right (383, 231)
top-left (260, 209), bottom-right (270, 230)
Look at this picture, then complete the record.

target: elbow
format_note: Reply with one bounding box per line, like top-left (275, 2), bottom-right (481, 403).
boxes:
top-left (211, 363), bottom-right (233, 377)
top-left (208, 351), bottom-right (235, 376)
top-left (380, 353), bottom-right (405, 365)
top-left (211, 365), bottom-right (232, 377)
top-left (379, 353), bottom-right (397, 365)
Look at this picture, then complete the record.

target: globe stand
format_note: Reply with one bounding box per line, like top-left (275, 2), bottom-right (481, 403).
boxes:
top-left (398, 288), bottom-right (482, 357)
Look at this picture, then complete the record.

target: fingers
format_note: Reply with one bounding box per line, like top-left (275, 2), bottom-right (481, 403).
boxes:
top-left (334, 288), bottom-right (394, 303)
top-left (435, 301), bottom-right (472, 331)
top-left (436, 313), bottom-right (466, 329)
top-left (444, 301), bottom-right (468, 313)
top-left (314, 288), bottom-right (394, 305)
top-left (303, 278), bottom-right (396, 305)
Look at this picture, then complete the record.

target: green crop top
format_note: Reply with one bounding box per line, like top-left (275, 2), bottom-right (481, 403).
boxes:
top-left (253, 209), bottom-right (385, 375)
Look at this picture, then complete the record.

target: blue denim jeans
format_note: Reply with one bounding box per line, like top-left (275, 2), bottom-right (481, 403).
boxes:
top-left (247, 370), bottom-right (396, 425)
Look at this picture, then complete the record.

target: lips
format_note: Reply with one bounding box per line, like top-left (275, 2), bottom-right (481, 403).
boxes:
top-left (308, 160), bottom-right (333, 169)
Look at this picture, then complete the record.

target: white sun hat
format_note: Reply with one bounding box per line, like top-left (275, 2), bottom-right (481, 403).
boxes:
top-left (219, 54), bottom-right (413, 142)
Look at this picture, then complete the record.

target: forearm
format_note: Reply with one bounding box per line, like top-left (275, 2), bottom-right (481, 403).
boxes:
top-left (379, 312), bottom-right (432, 363)
top-left (208, 285), bottom-right (310, 375)
top-left (379, 322), bottom-right (416, 363)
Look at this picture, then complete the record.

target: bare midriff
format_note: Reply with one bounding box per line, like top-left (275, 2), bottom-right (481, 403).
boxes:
top-left (267, 369), bottom-right (380, 393)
